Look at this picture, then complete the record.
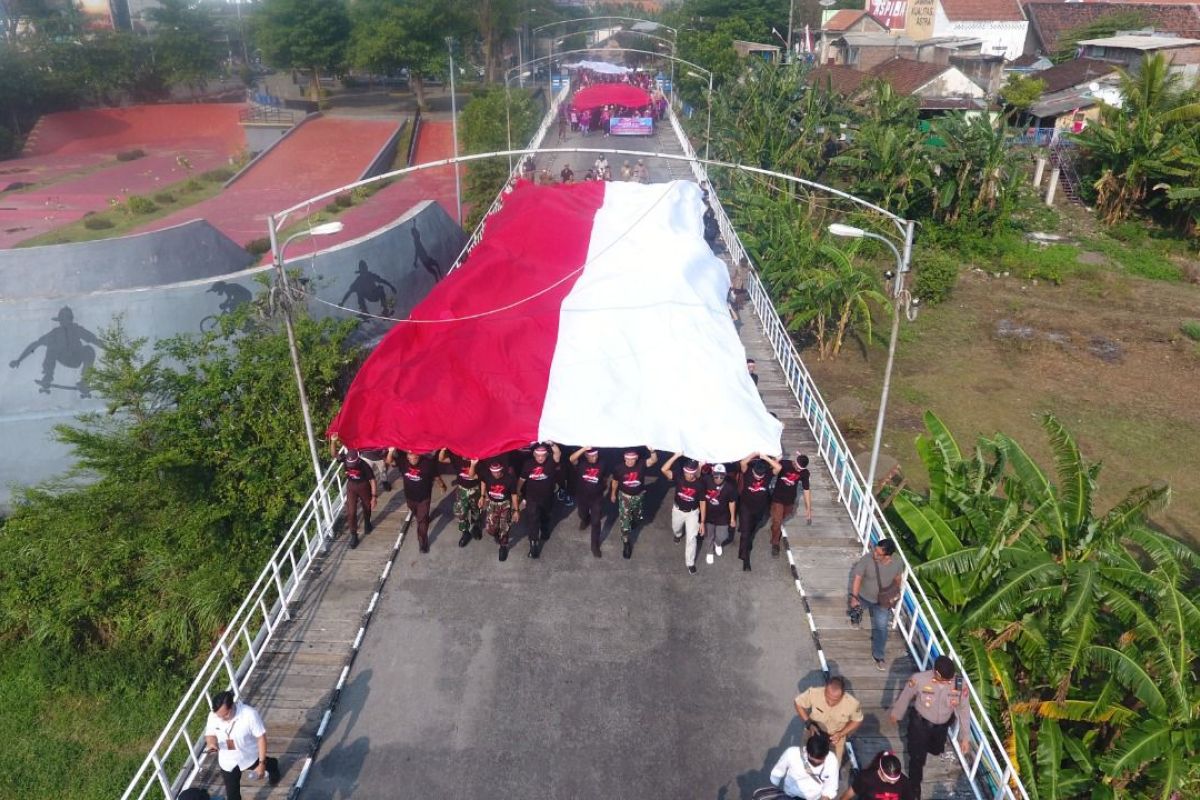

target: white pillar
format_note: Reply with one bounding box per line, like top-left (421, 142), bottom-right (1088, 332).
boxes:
top-left (1033, 156), bottom-right (1046, 188)
top-left (1045, 167), bottom-right (1060, 206)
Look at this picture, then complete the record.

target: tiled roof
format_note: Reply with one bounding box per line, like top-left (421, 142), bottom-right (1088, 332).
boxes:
top-left (940, 0), bottom-right (1026, 21)
top-left (1023, 2), bottom-right (1200, 54)
top-left (870, 57), bottom-right (954, 93)
top-left (807, 64), bottom-right (871, 94)
top-left (1031, 57), bottom-right (1120, 92)
top-left (1009, 52), bottom-right (1048, 67)
top-left (825, 9), bottom-right (867, 30)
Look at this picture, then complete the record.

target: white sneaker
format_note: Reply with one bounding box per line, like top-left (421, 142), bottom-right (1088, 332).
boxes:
top-left (714, 543), bottom-right (723, 557)
top-left (706, 553), bottom-right (714, 565)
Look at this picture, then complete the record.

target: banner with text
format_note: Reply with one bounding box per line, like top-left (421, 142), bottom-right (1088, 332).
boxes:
top-left (869, 0), bottom-right (908, 30)
top-left (609, 117), bottom-right (655, 136)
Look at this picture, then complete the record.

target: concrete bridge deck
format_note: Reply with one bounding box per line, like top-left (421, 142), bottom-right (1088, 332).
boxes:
top-left (187, 115), bottom-right (970, 800)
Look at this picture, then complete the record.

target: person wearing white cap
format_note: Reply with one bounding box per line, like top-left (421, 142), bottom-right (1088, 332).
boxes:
top-left (702, 463), bottom-right (738, 565)
top-left (661, 453), bottom-right (704, 574)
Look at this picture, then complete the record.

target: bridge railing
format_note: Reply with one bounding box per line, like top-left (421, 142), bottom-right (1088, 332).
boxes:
top-left (122, 461), bottom-right (345, 800)
top-left (665, 106), bottom-right (1029, 800)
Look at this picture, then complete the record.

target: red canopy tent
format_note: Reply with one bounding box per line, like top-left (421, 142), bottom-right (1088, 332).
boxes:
top-left (571, 84), bottom-right (652, 112)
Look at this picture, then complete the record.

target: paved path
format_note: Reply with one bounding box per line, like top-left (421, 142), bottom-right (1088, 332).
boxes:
top-left (186, 115), bottom-right (971, 800)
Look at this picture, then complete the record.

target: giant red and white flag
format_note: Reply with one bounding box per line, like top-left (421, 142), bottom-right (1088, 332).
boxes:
top-left (327, 179), bottom-right (782, 463)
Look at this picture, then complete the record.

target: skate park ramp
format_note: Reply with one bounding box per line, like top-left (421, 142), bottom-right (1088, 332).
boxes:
top-left (0, 201), bottom-right (465, 510)
top-left (137, 116), bottom-right (402, 248)
top-left (0, 219), bottom-right (255, 299)
top-left (20, 104), bottom-right (244, 157)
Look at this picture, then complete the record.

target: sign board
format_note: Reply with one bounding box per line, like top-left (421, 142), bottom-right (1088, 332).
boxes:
top-left (868, 0), bottom-right (908, 30)
top-left (609, 117), bottom-right (655, 136)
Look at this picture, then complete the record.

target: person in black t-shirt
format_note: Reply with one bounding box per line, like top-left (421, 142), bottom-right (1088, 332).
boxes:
top-left (840, 750), bottom-right (913, 800)
top-left (570, 446), bottom-right (608, 557)
top-left (702, 464), bottom-right (738, 564)
top-left (609, 447), bottom-right (659, 559)
top-left (661, 453), bottom-right (704, 573)
top-left (737, 453), bottom-right (781, 572)
top-left (517, 443), bottom-right (561, 559)
top-left (360, 446), bottom-right (394, 492)
top-left (338, 448), bottom-right (376, 549)
top-left (480, 462), bottom-right (520, 561)
top-left (400, 451), bottom-right (447, 554)
top-left (770, 451), bottom-right (812, 556)
top-left (440, 449), bottom-right (482, 547)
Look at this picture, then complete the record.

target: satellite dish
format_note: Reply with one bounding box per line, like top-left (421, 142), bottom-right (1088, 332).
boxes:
top-left (820, 0), bottom-right (837, 6)
top-left (1088, 81), bottom-right (1100, 92)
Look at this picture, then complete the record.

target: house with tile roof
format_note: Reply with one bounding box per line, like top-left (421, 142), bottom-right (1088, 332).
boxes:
top-left (1078, 32), bottom-right (1200, 74)
top-left (1023, 57), bottom-right (1124, 129)
top-left (1022, 2), bottom-right (1200, 56)
top-left (808, 57), bottom-right (991, 110)
top-left (860, 0), bottom-right (1029, 58)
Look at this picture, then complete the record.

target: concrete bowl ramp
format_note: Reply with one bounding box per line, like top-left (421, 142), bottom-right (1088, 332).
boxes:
top-left (0, 219), bottom-right (256, 299)
top-left (0, 201), bottom-right (466, 509)
top-left (21, 104), bottom-right (245, 158)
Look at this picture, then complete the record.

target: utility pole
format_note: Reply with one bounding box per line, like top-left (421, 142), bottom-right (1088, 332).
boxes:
top-left (786, 0), bottom-right (796, 63)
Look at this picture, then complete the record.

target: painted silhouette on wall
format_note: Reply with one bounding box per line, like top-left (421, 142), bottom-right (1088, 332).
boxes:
top-left (412, 227), bottom-right (443, 281)
top-left (201, 280), bottom-right (254, 332)
top-left (9, 306), bottom-right (103, 397)
top-left (341, 260), bottom-right (396, 315)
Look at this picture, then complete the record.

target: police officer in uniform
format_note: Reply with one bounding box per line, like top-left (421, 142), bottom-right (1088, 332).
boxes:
top-left (888, 655), bottom-right (971, 800)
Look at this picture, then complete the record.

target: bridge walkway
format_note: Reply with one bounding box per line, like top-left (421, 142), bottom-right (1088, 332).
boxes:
top-left (184, 116), bottom-right (969, 800)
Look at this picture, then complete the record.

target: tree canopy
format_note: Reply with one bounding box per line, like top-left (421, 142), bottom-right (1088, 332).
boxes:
top-left (254, 0), bottom-right (351, 95)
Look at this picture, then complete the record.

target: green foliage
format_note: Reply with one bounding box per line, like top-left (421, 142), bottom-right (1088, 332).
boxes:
top-left (253, 0), bottom-right (350, 95)
top-left (244, 237), bottom-right (271, 256)
top-left (183, 178), bottom-right (204, 192)
top-left (459, 84), bottom-right (540, 230)
top-left (1001, 74), bottom-right (1046, 116)
top-left (200, 166), bottom-right (235, 182)
top-left (889, 412), bottom-right (1200, 799)
top-left (1181, 320), bottom-right (1200, 342)
top-left (145, 0), bottom-right (223, 89)
top-left (912, 248), bottom-right (960, 304)
top-left (83, 216), bottom-right (114, 230)
top-left (152, 192), bottom-right (175, 205)
top-left (999, 243), bottom-right (1081, 284)
top-left (0, 308), bottom-right (359, 660)
top-left (1053, 10), bottom-right (1148, 64)
top-left (115, 148), bottom-right (146, 162)
top-left (349, 0), bottom-right (461, 109)
top-left (0, 124), bottom-right (16, 157)
top-left (124, 195), bottom-right (157, 214)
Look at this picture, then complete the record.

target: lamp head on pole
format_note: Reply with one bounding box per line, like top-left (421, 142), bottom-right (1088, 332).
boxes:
top-left (309, 221), bottom-right (345, 237)
top-left (828, 223), bottom-right (866, 239)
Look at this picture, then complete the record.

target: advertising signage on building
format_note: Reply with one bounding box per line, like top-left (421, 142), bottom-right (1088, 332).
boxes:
top-left (869, 0), bottom-right (908, 30)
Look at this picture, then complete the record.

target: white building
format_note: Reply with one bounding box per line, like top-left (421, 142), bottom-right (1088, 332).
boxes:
top-left (865, 0), bottom-right (1029, 60)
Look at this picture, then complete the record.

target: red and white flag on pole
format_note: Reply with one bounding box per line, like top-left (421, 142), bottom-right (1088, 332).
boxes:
top-left (327, 180), bottom-right (782, 462)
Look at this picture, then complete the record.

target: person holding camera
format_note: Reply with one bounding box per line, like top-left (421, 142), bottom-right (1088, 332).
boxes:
top-left (848, 539), bottom-right (903, 670)
top-left (204, 690), bottom-right (279, 800)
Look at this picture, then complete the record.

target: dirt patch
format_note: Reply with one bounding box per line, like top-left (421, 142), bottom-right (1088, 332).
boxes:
top-left (805, 268), bottom-right (1200, 544)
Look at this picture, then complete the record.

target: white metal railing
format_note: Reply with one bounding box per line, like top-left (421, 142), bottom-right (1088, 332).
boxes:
top-left (122, 460), bottom-right (345, 800)
top-left (665, 104), bottom-right (1030, 800)
top-left (451, 82), bottom-right (572, 269)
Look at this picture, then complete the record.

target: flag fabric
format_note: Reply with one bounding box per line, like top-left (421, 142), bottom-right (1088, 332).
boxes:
top-left (327, 179), bottom-right (782, 463)
top-left (571, 84), bottom-right (653, 112)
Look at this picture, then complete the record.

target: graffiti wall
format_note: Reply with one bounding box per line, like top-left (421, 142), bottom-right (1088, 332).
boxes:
top-left (0, 201), bottom-right (465, 509)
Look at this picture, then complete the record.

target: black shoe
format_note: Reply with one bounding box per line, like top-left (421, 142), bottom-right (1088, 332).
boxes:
top-left (528, 541), bottom-right (540, 558)
top-left (381, 481), bottom-right (391, 492)
top-left (579, 515), bottom-right (590, 530)
top-left (592, 544), bottom-right (602, 558)
top-left (350, 533), bottom-right (359, 549)
top-left (365, 520), bottom-right (373, 534)
top-left (458, 531), bottom-right (471, 547)
top-left (499, 545), bottom-right (509, 562)
top-left (742, 559), bottom-right (751, 572)
top-left (419, 542), bottom-right (430, 554)
top-left (473, 524), bottom-right (483, 540)
top-left (622, 541), bottom-right (632, 559)
top-left (688, 565), bottom-right (697, 574)
top-left (673, 535), bottom-right (683, 543)
top-left (771, 544), bottom-right (780, 557)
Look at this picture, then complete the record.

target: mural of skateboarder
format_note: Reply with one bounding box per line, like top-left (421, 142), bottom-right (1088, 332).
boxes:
top-left (9, 306), bottom-right (103, 397)
top-left (411, 226), bottom-right (443, 281)
top-left (340, 259), bottom-right (396, 315)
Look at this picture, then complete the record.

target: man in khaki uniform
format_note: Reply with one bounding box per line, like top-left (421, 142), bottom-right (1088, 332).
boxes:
top-left (793, 675), bottom-right (863, 764)
top-left (889, 655), bottom-right (971, 800)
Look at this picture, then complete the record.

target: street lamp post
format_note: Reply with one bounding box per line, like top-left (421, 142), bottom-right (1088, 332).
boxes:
top-left (266, 218), bottom-right (346, 531)
top-left (446, 36), bottom-right (463, 226)
top-left (828, 222), bottom-right (917, 520)
top-left (685, 68), bottom-right (715, 161)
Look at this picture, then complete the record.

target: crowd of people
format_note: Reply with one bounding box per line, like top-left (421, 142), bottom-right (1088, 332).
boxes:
top-left (331, 439), bottom-right (812, 569)
top-left (558, 68), bottom-right (669, 138)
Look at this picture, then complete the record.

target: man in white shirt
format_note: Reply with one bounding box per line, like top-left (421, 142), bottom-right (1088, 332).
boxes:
top-left (768, 732), bottom-right (839, 799)
top-left (204, 690), bottom-right (280, 800)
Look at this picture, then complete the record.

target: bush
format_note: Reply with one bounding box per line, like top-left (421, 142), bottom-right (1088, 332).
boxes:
top-left (912, 248), bottom-right (960, 304)
top-left (200, 166), bottom-right (235, 183)
top-left (1000, 243), bottom-right (1080, 284)
top-left (244, 237), bottom-right (271, 256)
top-left (0, 125), bottom-right (16, 158)
top-left (83, 216), bottom-right (115, 230)
top-left (115, 148), bottom-right (146, 162)
top-left (125, 195), bottom-right (157, 215)
top-left (152, 192), bottom-right (175, 205)
top-left (1181, 321), bottom-right (1200, 342)
top-left (1111, 247), bottom-right (1182, 282)
top-left (332, 193), bottom-right (353, 209)
top-left (1107, 220), bottom-right (1147, 245)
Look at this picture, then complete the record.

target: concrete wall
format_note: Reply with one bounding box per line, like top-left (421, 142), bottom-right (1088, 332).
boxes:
top-left (0, 201), bottom-right (465, 509)
top-left (935, 9), bottom-right (1027, 60)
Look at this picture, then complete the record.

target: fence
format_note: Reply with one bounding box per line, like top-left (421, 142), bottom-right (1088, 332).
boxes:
top-left (665, 105), bottom-right (1030, 800)
top-left (121, 461), bottom-right (345, 800)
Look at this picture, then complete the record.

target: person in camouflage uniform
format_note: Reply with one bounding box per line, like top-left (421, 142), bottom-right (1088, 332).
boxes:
top-left (480, 461), bottom-right (520, 562)
top-left (608, 448), bottom-right (659, 559)
top-left (440, 449), bottom-right (482, 547)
